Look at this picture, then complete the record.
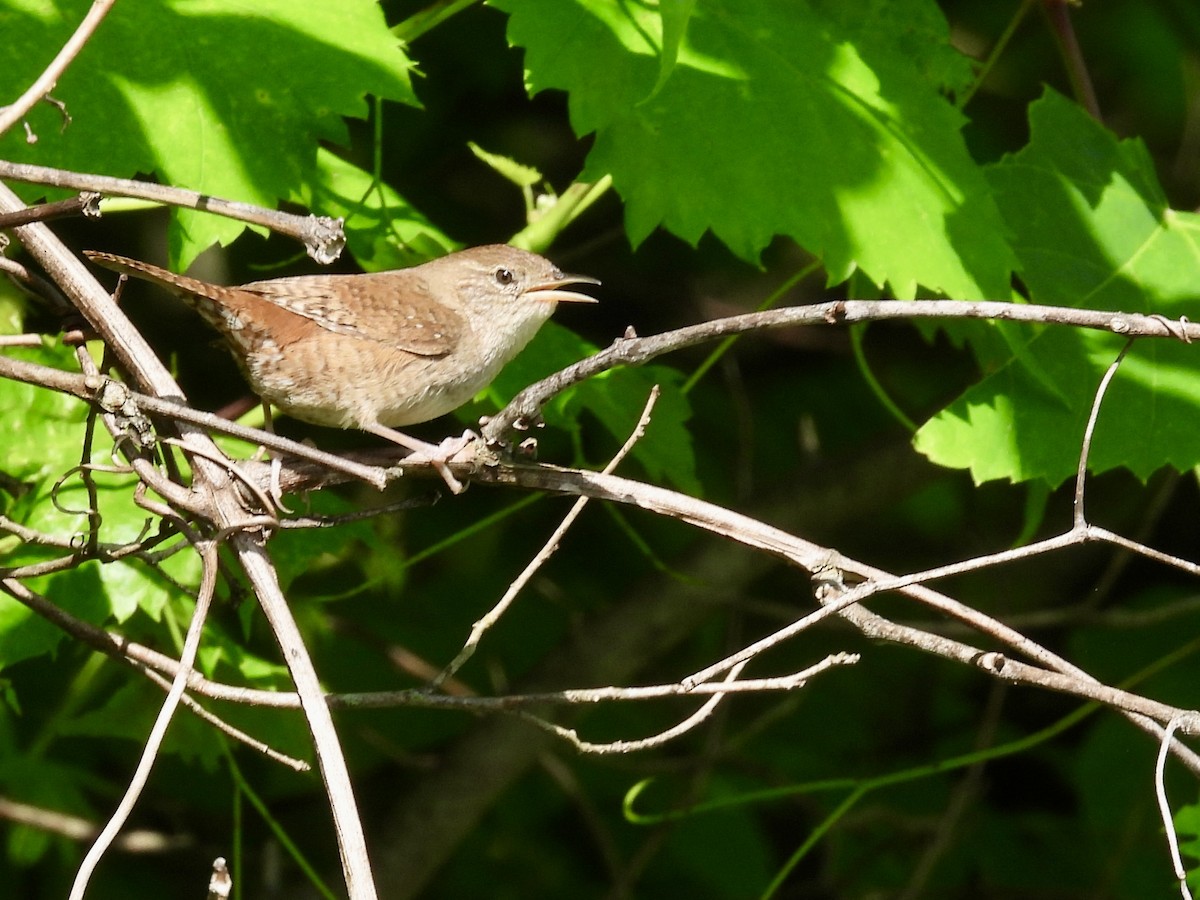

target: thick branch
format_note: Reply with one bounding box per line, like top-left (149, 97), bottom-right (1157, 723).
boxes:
top-left (0, 183), bottom-right (377, 897)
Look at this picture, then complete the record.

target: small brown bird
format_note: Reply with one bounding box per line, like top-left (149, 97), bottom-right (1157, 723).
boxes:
top-left (84, 245), bottom-right (599, 491)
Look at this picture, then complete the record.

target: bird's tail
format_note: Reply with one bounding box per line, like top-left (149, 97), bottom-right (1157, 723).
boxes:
top-left (83, 251), bottom-right (230, 306)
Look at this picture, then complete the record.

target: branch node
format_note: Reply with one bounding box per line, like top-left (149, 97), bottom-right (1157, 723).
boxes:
top-left (80, 191), bottom-right (101, 218)
top-left (824, 300), bottom-right (847, 324)
top-left (90, 376), bottom-right (156, 450)
top-left (306, 216), bottom-right (346, 265)
top-left (974, 651), bottom-right (1008, 674)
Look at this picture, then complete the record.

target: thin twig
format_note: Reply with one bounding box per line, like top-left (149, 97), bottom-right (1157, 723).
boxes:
top-left (0, 0), bottom-right (117, 138)
top-left (0, 192), bottom-right (101, 228)
top-left (434, 386), bottom-right (662, 686)
top-left (898, 685), bottom-right (1006, 899)
top-left (0, 511), bottom-right (173, 557)
top-left (0, 796), bottom-right (190, 853)
top-left (1, 178), bottom-right (376, 897)
top-left (1, 573), bottom-right (855, 714)
top-left (484, 299), bottom-right (1199, 439)
top-left (1043, 0), bottom-right (1101, 120)
top-left (1089, 527), bottom-right (1200, 575)
top-left (1156, 715), bottom-right (1194, 900)
top-left (160, 436), bottom-right (281, 523)
top-left (1073, 341), bottom-right (1131, 527)
top-left (12, 441), bottom-right (1200, 777)
top-left (537, 661), bottom-right (751, 754)
top-left (1, 583), bottom-right (305, 769)
top-left (0, 161), bottom-right (344, 262)
top-left (135, 663), bottom-right (309, 771)
top-left (527, 653), bottom-right (855, 754)
top-left (0, 354), bottom-right (389, 490)
top-left (69, 540), bottom-right (219, 900)
top-left (468, 464), bottom-right (1200, 773)
top-left (279, 495), bottom-right (440, 528)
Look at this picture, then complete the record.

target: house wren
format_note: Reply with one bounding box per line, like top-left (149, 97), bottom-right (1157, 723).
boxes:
top-left (83, 245), bottom-right (599, 490)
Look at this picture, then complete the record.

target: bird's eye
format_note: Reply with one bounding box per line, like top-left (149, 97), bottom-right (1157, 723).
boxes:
top-left (494, 267), bottom-right (515, 286)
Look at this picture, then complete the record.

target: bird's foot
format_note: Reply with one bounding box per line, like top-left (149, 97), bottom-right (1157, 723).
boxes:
top-left (365, 423), bottom-right (477, 494)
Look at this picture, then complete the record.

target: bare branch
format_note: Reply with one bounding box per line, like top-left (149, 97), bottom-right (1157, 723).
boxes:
top-left (538, 661), bottom-right (753, 753)
top-left (1073, 341), bottom-right (1132, 527)
top-left (0, 0), bottom-right (116, 138)
top-left (484, 299), bottom-right (1199, 439)
top-left (135, 664), bottom-right (310, 772)
top-left (0, 160), bottom-right (344, 262)
top-left (238, 538), bottom-right (378, 899)
top-left (464, 464), bottom-right (1200, 772)
top-left (528, 653), bottom-right (855, 754)
top-left (1156, 715), bottom-right (1194, 900)
top-left (69, 539), bottom-right (219, 900)
top-left (0, 795), bottom-right (191, 853)
top-left (0, 191), bottom-right (101, 228)
top-left (0, 578), bottom-right (308, 769)
top-left (6, 157), bottom-right (1200, 897)
top-left (434, 385), bottom-right (662, 686)
top-left (0, 354), bottom-right (388, 490)
top-left (0, 569), bottom-right (856, 712)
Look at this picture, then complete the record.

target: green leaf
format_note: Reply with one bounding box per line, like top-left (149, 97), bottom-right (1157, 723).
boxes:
top-left (491, 0), bottom-right (1014, 297)
top-left (62, 680), bottom-right (224, 769)
top-left (0, 755), bottom-right (92, 866)
top-left (268, 491), bottom-right (381, 592)
top-left (0, 280), bottom-right (29, 336)
top-left (0, 0), bottom-right (417, 266)
top-left (644, 0), bottom-right (698, 102)
top-left (0, 343), bottom-right (202, 624)
top-left (0, 344), bottom-right (91, 484)
top-left (1177, 802), bottom-right (1200, 890)
top-left (915, 90), bottom-right (1200, 485)
top-left (467, 141), bottom-right (544, 189)
top-left (0, 565), bottom-right (110, 670)
top-left (195, 627), bottom-right (292, 687)
top-left (809, 0), bottom-right (977, 98)
top-left (295, 150), bottom-right (458, 271)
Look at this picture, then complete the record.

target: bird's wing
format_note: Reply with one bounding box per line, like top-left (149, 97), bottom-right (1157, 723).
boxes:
top-left (243, 273), bottom-right (462, 357)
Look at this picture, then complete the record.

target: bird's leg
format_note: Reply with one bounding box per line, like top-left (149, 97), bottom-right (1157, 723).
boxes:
top-left (249, 401), bottom-right (275, 463)
top-left (242, 400), bottom-right (294, 512)
top-left (363, 422), bottom-right (470, 493)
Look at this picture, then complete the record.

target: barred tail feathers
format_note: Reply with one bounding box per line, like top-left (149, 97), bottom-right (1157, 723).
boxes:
top-left (82, 251), bottom-right (229, 305)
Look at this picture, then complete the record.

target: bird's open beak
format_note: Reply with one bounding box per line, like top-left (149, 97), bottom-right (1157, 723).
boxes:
top-left (528, 273), bottom-right (601, 304)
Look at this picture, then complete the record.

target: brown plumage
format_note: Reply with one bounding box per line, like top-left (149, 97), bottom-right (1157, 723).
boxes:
top-left (84, 245), bottom-right (599, 490)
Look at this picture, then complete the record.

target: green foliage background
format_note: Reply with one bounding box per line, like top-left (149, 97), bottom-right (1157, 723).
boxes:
top-left (1, 0), bottom-right (1200, 897)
